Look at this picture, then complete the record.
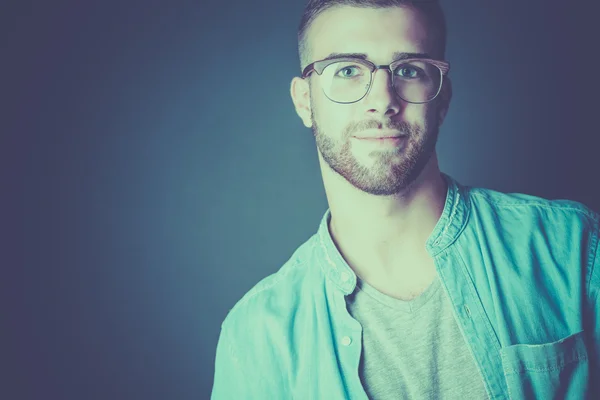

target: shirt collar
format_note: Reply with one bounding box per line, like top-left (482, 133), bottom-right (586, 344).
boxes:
top-left (316, 172), bottom-right (471, 295)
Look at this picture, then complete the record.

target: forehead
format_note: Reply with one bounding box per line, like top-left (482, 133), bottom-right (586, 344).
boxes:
top-left (307, 6), bottom-right (434, 63)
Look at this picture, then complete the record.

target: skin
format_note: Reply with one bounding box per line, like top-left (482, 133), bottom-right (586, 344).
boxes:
top-left (290, 6), bottom-right (453, 297)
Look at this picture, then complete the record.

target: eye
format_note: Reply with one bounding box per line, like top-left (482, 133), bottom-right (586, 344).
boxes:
top-left (335, 65), bottom-right (363, 78)
top-left (395, 66), bottom-right (420, 78)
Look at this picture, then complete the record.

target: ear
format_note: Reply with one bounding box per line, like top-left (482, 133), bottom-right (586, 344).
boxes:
top-left (437, 76), bottom-right (452, 126)
top-left (290, 77), bottom-right (313, 128)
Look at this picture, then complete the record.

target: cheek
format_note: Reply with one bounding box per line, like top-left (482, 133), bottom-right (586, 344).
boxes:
top-left (314, 100), bottom-right (352, 136)
top-left (425, 100), bottom-right (441, 120)
top-left (406, 104), bottom-right (438, 130)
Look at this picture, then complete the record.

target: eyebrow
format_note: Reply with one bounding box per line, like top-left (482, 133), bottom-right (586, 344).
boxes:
top-left (322, 51), bottom-right (432, 62)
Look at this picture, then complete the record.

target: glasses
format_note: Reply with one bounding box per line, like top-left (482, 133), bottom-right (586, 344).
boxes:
top-left (301, 57), bottom-right (450, 104)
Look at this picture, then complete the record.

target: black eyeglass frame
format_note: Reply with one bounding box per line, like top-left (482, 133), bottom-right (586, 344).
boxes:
top-left (301, 57), bottom-right (451, 104)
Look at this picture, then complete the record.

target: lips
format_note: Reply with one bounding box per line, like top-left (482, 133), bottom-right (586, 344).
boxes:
top-left (354, 129), bottom-right (406, 139)
top-left (354, 134), bottom-right (407, 139)
top-left (356, 137), bottom-right (405, 141)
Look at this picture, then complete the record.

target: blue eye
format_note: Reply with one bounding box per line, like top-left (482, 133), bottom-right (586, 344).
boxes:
top-left (336, 66), bottom-right (360, 77)
top-left (396, 66), bottom-right (419, 78)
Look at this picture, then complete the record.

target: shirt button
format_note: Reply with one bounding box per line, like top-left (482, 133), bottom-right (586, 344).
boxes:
top-left (340, 272), bottom-right (350, 282)
top-left (341, 336), bottom-right (352, 346)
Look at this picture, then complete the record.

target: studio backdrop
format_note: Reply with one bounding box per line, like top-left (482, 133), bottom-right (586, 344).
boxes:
top-left (2, 0), bottom-right (599, 398)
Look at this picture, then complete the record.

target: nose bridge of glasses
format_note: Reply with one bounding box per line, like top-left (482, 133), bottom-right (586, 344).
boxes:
top-left (369, 65), bottom-right (395, 88)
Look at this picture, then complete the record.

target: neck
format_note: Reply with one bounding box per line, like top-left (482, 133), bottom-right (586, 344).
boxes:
top-left (323, 155), bottom-right (447, 280)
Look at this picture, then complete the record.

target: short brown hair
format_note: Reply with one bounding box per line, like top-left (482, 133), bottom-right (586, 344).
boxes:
top-left (297, 0), bottom-right (447, 71)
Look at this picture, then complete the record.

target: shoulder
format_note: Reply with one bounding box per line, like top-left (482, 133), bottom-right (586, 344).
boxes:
top-left (220, 234), bottom-right (322, 334)
top-left (211, 238), bottom-right (323, 396)
top-left (464, 185), bottom-right (599, 281)
top-left (462, 184), bottom-right (600, 299)
top-left (467, 185), bottom-right (599, 231)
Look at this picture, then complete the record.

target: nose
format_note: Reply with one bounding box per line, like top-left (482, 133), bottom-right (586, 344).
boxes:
top-left (363, 68), bottom-right (402, 117)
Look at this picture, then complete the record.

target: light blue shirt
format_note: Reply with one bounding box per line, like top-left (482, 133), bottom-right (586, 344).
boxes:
top-left (211, 173), bottom-right (600, 399)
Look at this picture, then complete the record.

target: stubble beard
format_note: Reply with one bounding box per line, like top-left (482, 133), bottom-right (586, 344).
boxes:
top-left (311, 106), bottom-right (440, 196)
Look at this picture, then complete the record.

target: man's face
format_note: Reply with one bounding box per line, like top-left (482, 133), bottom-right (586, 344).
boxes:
top-left (304, 6), bottom-right (450, 196)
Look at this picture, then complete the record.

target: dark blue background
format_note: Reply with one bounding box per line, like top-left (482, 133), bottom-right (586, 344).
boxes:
top-left (2, 0), bottom-right (599, 398)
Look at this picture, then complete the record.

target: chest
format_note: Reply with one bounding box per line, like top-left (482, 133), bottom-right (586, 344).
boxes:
top-left (382, 270), bottom-right (437, 301)
top-left (372, 256), bottom-right (438, 301)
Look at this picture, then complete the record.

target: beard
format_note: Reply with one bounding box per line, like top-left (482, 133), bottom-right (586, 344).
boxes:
top-left (311, 107), bottom-right (440, 196)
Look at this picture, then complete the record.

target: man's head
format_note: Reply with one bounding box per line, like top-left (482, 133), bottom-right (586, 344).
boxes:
top-left (290, 1), bottom-right (452, 196)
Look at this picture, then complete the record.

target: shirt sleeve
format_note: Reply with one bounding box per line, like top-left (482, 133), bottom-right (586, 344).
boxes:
top-left (587, 214), bottom-right (600, 386)
top-left (211, 323), bottom-right (244, 399)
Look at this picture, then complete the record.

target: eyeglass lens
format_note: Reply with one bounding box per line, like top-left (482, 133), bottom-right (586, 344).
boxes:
top-left (319, 60), bottom-right (442, 103)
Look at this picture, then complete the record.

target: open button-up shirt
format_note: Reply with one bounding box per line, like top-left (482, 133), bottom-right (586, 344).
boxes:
top-left (211, 173), bottom-right (600, 399)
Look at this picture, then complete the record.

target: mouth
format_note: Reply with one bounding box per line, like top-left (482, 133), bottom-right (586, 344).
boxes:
top-left (356, 136), bottom-right (404, 139)
top-left (352, 136), bottom-right (407, 146)
top-left (353, 129), bottom-right (407, 139)
top-left (355, 136), bottom-right (405, 141)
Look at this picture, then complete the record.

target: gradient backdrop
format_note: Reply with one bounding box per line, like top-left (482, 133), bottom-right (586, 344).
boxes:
top-left (2, 0), bottom-right (600, 398)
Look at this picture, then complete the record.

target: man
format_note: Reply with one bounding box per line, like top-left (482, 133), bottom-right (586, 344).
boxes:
top-left (212, 1), bottom-right (600, 398)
